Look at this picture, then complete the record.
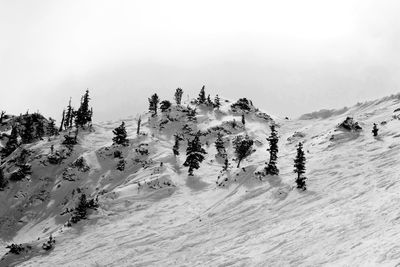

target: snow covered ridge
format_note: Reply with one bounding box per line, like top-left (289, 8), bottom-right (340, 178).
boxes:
top-left (1, 88), bottom-right (400, 266)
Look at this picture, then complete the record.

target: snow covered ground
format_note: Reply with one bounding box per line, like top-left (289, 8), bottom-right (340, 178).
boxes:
top-left (2, 95), bottom-right (400, 266)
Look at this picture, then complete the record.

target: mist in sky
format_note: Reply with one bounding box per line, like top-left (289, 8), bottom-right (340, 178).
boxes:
top-left (1, 0), bottom-right (400, 122)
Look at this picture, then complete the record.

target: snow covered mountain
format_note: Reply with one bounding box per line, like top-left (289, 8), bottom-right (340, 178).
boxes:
top-left (2, 93), bottom-right (400, 266)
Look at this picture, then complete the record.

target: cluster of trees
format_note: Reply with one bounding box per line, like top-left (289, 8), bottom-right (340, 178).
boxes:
top-left (59, 90), bottom-right (93, 131)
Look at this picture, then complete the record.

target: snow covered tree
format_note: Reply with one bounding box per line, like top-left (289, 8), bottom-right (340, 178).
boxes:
top-left (0, 168), bottom-right (8, 190)
top-left (160, 100), bottom-right (172, 112)
top-left (47, 117), bottom-right (58, 136)
top-left (214, 95), bottom-right (221, 109)
top-left (148, 93), bottom-right (159, 116)
top-left (265, 124), bottom-right (279, 175)
top-left (3, 125), bottom-right (19, 157)
top-left (233, 134), bottom-right (254, 168)
top-left (215, 132), bottom-right (226, 157)
top-left (183, 132), bottom-right (207, 175)
top-left (112, 122), bottom-right (128, 146)
top-left (174, 88), bottom-right (183, 105)
top-left (372, 123), bottom-right (379, 137)
top-left (21, 116), bottom-right (34, 143)
top-left (197, 85), bottom-right (206, 104)
top-left (75, 90), bottom-right (92, 128)
top-left (137, 116), bottom-right (141, 135)
top-left (294, 142), bottom-right (307, 190)
top-left (173, 133), bottom-right (182, 156)
top-left (241, 114), bottom-right (246, 125)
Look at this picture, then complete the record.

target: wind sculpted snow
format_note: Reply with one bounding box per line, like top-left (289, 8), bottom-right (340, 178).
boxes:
top-left (2, 95), bottom-right (400, 266)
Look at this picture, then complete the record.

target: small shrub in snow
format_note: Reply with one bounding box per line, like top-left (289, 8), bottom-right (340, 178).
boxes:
top-left (9, 164), bottom-right (31, 181)
top-left (42, 235), bottom-right (55, 251)
top-left (6, 244), bottom-right (25, 255)
top-left (116, 159), bottom-right (125, 171)
top-left (338, 117), bottom-right (362, 131)
top-left (372, 123), bottom-right (379, 137)
top-left (113, 150), bottom-right (122, 158)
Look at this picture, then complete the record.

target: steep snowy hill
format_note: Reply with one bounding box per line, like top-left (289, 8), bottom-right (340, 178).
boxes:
top-left (2, 94), bottom-right (400, 266)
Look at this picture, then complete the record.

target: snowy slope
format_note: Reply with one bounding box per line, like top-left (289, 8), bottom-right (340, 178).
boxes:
top-left (2, 95), bottom-right (400, 266)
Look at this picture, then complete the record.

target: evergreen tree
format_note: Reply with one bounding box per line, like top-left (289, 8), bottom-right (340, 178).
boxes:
top-left (21, 116), bottom-right (34, 143)
top-left (137, 116), bottom-right (141, 135)
top-left (214, 95), bottom-right (221, 109)
top-left (265, 124), bottom-right (279, 175)
top-left (241, 114), bottom-right (246, 125)
top-left (74, 193), bottom-right (88, 220)
top-left (3, 125), bottom-right (19, 157)
top-left (372, 123), bottom-right (379, 137)
top-left (174, 88), bottom-right (183, 105)
top-left (183, 132), bottom-right (207, 175)
top-left (112, 122), bottom-right (128, 146)
top-left (206, 94), bottom-right (213, 106)
top-left (0, 111), bottom-right (5, 124)
top-left (197, 85), bottom-right (206, 104)
top-left (215, 132), bottom-right (226, 157)
top-left (148, 93), bottom-right (159, 116)
top-left (59, 110), bottom-right (65, 132)
top-left (47, 118), bottom-right (58, 136)
top-left (75, 90), bottom-right (92, 128)
top-left (222, 157), bottom-right (229, 171)
top-left (233, 134), bottom-right (254, 168)
top-left (294, 142), bottom-right (307, 190)
top-left (173, 133), bottom-right (181, 156)
top-left (36, 119), bottom-right (45, 140)
top-left (160, 100), bottom-right (172, 112)
top-left (64, 98), bottom-right (74, 129)
top-left (0, 168), bottom-right (8, 190)
top-left (187, 106), bottom-right (197, 121)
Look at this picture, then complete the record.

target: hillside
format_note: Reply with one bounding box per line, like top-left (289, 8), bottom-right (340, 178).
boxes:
top-left (1, 94), bottom-right (400, 266)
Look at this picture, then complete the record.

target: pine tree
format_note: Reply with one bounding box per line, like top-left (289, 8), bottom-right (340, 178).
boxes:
top-left (21, 116), bottom-right (34, 143)
top-left (294, 142), bottom-right (307, 190)
top-left (36, 119), bottom-right (45, 140)
top-left (59, 110), bottom-right (65, 132)
top-left (233, 134), bottom-right (254, 168)
top-left (75, 90), bottom-right (92, 128)
top-left (372, 123), bottom-right (379, 137)
top-left (47, 118), bottom-right (58, 136)
top-left (206, 94), bottom-right (213, 106)
top-left (215, 132), bottom-right (226, 157)
top-left (0, 168), bottom-right (8, 190)
top-left (187, 106), bottom-right (197, 121)
top-left (0, 111), bottom-right (5, 124)
top-left (173, 133), bottom-right (181, 156)
top-left (214, 95), bottom-right (221, 109)
top-left (64, 98), bottom-right (74, 129)
top-left (222, 157), bottom-right (229, 171)
top-left (241, 114), bottom-right (246, 125)
top-left (112, 122), bottom-right (128, 146)
top-left (148, 93), bottom-right (159, 116)
top-left (197, 85), bottom-right (206, 104)
top-left (174, 88), bottom-right (183, 105)
top-left (265, 124), bottom-right (279, 175)
top-left (3, 125), bottom-right (19, 157)
top-left (137, 116), bottom-right (141, 135)
top-left (160, 100), bottom-right (172, 112)
top-left (183, 132), bottom-right (207, 175)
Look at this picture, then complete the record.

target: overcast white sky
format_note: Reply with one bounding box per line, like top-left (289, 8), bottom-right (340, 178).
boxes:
top-left (1, 0), bottom-right (400, 122)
